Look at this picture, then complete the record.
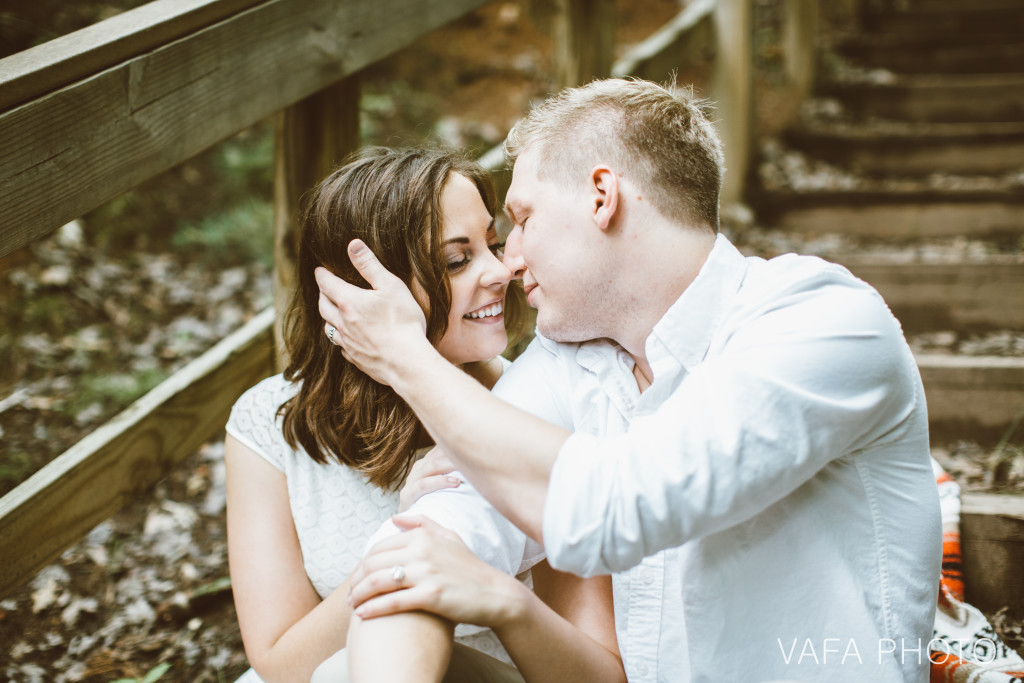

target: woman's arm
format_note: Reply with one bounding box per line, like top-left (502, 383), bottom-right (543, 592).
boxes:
top-left (346, 611), bottom-right (454, 683)
top-left (226, 435), bottom-right (353, 683)
top-left (348, 516), bottom-right (625, 683)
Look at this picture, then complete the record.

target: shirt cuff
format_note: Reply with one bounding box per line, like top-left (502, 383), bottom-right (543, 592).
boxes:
top-left (542, 431), bottom-right (615, 577)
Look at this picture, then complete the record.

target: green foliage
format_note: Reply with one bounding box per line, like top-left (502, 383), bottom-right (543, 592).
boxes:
top-left (0, 451), bottom-right (37, 492)
top-left (109, 661), bottom-right (172, 683)
top-left (192, 576), bottom-right (232, 599)
top-left (83, 123), bottom-right (274, 255)
top-left (171, 200), bottom-right (274, 267)
top-left (214, 128), bottom-right (274, 195)
top-left (59, 368), bottom-right (170, 418)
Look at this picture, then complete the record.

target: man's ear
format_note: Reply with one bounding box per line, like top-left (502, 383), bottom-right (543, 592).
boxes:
top-left (589, 165), bottom-right (619, 232)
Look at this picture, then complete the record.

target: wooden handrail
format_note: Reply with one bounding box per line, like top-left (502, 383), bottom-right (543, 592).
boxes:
top-left (0, 0), bottom-right (267, 114)
top-left (0, 0), bottom-right (491, 260)
top-left (0, 308), bottom-right (276, 597)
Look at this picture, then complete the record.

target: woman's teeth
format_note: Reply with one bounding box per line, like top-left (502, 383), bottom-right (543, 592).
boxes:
top-left (464, 303), bottom-right (503, 319)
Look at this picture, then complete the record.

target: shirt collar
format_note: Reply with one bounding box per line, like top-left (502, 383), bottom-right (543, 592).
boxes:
top-left (571, 234), bottom-right (747, 379)
top-left (647, 233), bottom-right (748, 371)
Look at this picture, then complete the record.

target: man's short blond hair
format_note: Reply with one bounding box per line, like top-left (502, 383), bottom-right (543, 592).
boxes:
top-left (504, 78), bottom-right (724, 230)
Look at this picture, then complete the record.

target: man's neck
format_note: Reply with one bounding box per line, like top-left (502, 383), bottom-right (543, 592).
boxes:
top-left (614, 226), bottom-right (717, 379)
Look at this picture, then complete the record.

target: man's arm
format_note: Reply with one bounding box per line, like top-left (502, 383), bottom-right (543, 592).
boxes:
top-left (316, 241), bottom-right (568, 541)
top-left (539, 283), bottom-right (924, 576)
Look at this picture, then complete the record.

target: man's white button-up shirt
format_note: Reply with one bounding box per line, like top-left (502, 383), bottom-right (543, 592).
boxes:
top-left (401, 234), bottom-right (941, 682)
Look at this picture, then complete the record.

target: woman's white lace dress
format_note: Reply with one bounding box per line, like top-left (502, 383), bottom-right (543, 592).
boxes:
top-left (227, 374), bottom-right (512, 682)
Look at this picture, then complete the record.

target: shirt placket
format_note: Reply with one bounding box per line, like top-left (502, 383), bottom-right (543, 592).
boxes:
top-left (625, 553), bottom-right (664, 682)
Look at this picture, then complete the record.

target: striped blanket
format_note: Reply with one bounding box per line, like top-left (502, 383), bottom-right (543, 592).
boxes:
top-left (930, 460), bottom-right (1024, 683)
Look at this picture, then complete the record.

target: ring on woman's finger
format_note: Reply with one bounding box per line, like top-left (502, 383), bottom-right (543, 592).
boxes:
top-left (326, 324), bottom-right (337, 345)
top-left (391, 564), bottom-right (406, 587)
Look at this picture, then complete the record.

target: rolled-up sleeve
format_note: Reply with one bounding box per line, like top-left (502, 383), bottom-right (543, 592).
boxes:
top-left (366, 336), bottom-right (572, 575)
top-left (543, 284), bottom-right (920, 576)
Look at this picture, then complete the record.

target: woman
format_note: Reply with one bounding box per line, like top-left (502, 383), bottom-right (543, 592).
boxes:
top-left (225, 147), bottom-right (623, 683)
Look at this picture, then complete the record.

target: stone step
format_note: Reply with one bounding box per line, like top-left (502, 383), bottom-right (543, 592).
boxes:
top-left (820, 73), bottom-right (1024, 123)
top-left (754, 188), bottom-right (1024, 239)
top-left (836, 35), bottom-right (1024, 74)
top-left (917, 353), bottom-right (1024, 442)
top-left (837, 257), bottom-right (1024, 332)
top-left (863, 5), bottom-right (1024, 38)
top-left (784, 121), bottom-right (1024, 175)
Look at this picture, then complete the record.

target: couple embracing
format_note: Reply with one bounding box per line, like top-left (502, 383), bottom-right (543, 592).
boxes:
top-left (227, 78), bottom-right (941, 683)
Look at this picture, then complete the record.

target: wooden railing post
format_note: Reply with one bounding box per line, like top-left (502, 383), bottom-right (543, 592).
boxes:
top-left (272, 76), bottom-right (361, 370)
top-left (710, 0), bottom-right (754, 207)
top-left (784, 0), bottom-right (819, 101)
top-left (553, 0), bottom-right (615, 89)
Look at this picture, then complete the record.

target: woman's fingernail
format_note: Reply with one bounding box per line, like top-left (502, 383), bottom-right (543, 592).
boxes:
top-left (349, 240), bottom-right (365, 255)
top-left (447, 476), bottom-right (461, 486)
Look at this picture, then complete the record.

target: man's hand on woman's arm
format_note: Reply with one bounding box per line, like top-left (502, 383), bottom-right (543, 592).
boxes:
top-left (348, 516), bottom-right (626, 683)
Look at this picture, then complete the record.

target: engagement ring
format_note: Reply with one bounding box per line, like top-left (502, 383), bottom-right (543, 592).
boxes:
top-left (391, 564), bottom-right (405, 587)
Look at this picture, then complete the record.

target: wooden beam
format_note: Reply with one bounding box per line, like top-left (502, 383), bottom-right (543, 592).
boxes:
top-left (272, 76), bottom-right (362, 369)
top-left (0, 308), bottom-right (276, 598)
top-left (961, 492), bottom-right (1024, 613)
top-left (0, 0), bottom-right (267, 114)
top-left (0, 0), bottom-right (491, 259)
top-left (611, 0), bottom-right (715, 83)
top-left (710, 0), bottom-right (754, 207)
top-left (552, 0), bottom-right (615, 89)
top-left (783, 0), bottom-right (818, 99)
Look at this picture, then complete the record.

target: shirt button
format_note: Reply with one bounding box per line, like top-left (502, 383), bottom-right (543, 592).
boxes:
top-left (637, 663), bottom-right (649, 677)
top-left (641, 570), bottom-right (654, 584)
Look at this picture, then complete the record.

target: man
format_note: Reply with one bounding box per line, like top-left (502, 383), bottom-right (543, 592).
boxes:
top-left (317, 78), bottom-right (941, 681)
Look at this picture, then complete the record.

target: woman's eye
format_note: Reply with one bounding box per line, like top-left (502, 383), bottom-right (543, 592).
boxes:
top-left (488, 242), bottom-right (505, 258)
top-left (446, 257), bottom-right (469, 272)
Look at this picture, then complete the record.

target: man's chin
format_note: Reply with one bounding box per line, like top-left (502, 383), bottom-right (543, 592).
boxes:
top-left (536, 317), bottom-right (592, 344)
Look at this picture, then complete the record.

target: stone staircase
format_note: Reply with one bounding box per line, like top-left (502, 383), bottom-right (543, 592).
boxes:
top-left (749, 0), bottom-right (1024, 612)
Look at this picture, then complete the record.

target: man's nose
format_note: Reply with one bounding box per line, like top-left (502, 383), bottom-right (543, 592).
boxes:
top-left (502, 226), bottom-right (525, 280)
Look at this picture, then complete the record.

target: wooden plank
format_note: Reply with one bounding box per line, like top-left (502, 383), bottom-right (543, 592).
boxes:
top-left (785, 122), bottom-right (1024, 175)
top-left (0, 0), bottom-right (266, 114)
top-left (0, 0), bottom-right (491, 260)
top-left (820, 73), bottom-right (1024, 123)
top-left (917, 354), bottom-right (1024, 440)
top-left (272, 76), bottom-right (361, 369)
top-left (552, 0), bottom-right (614, 89)
top-left (783, 0), bottom-right (818, 99)
top-left (710, 0), bottom-right (754, 207)
top-left (961, 492), bottom-right (1024, 612)
top-left (761, 198), bottom-right (1024, 239)
top-left (0, 308), bottom-right (275, 598)
top-left (611, 0), bottom-right (714, 83)
top-left (841, 259), bottom-right (1024, 332)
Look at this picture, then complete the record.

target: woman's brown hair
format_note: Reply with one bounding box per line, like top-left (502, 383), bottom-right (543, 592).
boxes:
top-left (279, 147), bottom-right (527, 490)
